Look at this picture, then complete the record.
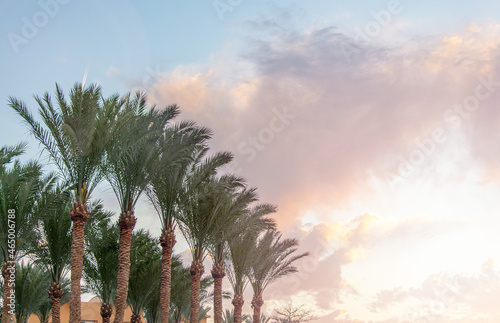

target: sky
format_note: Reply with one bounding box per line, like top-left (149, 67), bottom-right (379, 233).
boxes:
top-left (2, 0), bottom-right (500, 322)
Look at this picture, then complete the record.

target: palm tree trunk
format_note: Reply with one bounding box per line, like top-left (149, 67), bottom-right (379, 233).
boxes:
top-left (251, 294), bottom-right (263, 323)
top-left (100, 303), bottom-right (113, 323)
top-left (49, 281), bottom-right (64, 323)
top-left (173, 310), bottom-right (181, 323)
top-left (130, 313), bottom-right (142, 323)
top-left (211, 262), bottom-right (225, 323)
top-left (189, 259), bottom-right (204, 323)
top-left (231, 293), bottom-right (244, 323)
top-left (160, 228), bottom-right (176, 323)
top-left (113, 210), bottom-right (137, 323)
top-left (69, 202), bottom-right (90, 323)
top-left (1, 262), bottom-right (16, 323)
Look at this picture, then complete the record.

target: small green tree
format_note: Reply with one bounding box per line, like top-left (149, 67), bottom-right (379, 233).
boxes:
top-left (127, 230), bottom-right (161, 323)
top-left (0, 143), bottom-right (46, 323)
top-left (14, 263), bottom-right (50, 323)
top-left (83, 216), bottom-right (119, 323)
top-left (28, 184), bottom-right (72, 323)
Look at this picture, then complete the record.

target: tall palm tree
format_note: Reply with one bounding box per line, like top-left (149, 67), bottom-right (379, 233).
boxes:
top-left (208, 187), bottom-right (252, 323)
top-left (10, 83), bottom-right (123, 322)
top-left (14, 263), bottom-right (50, 323)
top-left (208, 187), bottom-right (276, 323)
top-left (127, 230), bottom-right (161, 323)
top-left (145, 123), bottom-right (212, 323)
top-left (104, 93), bottom-right (178, 323)
top-left (226, 232), bottom-right (254, 323)
top-left (0, 143), bottom-right (47, 323)
top-left (225, 203), bottom-right (277, 323)
top-left (83, 214), bottom-right (119, 323)
top-left (27, 184), bottom-right (72, 323)
top-left (178, 170), bottom-right (244, 323)
top-left (248, 231), bottom-right (309, 323)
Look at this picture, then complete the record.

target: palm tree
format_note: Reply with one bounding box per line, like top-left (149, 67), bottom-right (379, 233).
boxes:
top-left (14, 263), bottom-right (50, 323)
top-left (83, 214), bottom-right (119, 323)
top-left (27, 184), bottom-right (72, 323)
top-left (127, 230), bottom-right (161, 323)
top-left (142, 254), bottom-right (186, 323)
top-left (145, 123), bottom-right (212, 322)
top-left (169, 260), bottom-right (213, 323)
top-left (226, 204), bottom-right (277, 323)
top-left (226, 232), bottom-right (253, 323)
top-left (248, 231), bottom-right (309, 323)
top-left (168, 255), bottom-right (191, 323)
top-left (34, 278), bottom-right (70, 323)
top-left (10, 83), bottom-right (122, 322)
top-left (178, 171), bottom-right (244, 323)
top-left (36, 298), bottom-right (52, 323)
top-left (208, 187), bottom-right (276, 323)
top-left (106, 93), bottom-right (179, 323)
top-left (0, 143), bottom-right (47, 323)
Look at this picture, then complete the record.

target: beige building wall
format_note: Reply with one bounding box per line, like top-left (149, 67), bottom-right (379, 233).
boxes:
top-left (27, 297), bottom-right (137, 323)
top-left (27, 297), bottom-right (208, 323)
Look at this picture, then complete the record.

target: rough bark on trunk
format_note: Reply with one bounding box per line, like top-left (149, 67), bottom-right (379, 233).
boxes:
top-left (251, 294), bottom-right (263, 323)
top-left (69, 202), bottom-right (89, 323)
top-left (130, 313), bottom-right (142, 323)
top-left (189, 260), bottom-right (204, 323)
top-left (1, 262), bottom-right (16, 323)
top-left (113, 210), bottom-right (137, 323)
top-left (49, 281), bottom-right (63, 323)
top-left (231, 293), bottom-right (244, 323)
top-left (101, 303), bottom-right (113, 323)
top-left (160, 229), bottom-right (176, 323)
top-left (211, 262), bottom-right (225, 323)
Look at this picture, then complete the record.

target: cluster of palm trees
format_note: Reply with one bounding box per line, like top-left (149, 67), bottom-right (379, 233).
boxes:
top-left (1, 83), bottom-right (309, 323)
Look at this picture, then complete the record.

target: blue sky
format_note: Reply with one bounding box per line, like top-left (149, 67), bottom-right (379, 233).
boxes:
top-left (3, 1), bottom-right (500, 322)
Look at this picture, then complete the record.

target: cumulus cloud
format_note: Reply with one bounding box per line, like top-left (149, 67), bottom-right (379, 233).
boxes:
top-left (140, 23), bottom-right (500, 231)
top-left (369, 259), bottom-right (500, 322)
top-left (257, 214), bottom-right (379, 317)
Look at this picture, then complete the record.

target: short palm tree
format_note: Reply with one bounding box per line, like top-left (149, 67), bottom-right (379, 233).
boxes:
top-left (145, 123), bottom-right (212, 322)
top-left (14, 263), bottom-right (50, 323)
top-left (248, 231), bottom-right (309, 323)
top-left (10, 83), bottom-right (122, 322)
top-left (28, 184), bottom-right (72, 323)
top-left (0, 143), bottom-right (47, 323)
top-left (83, 216), bottom-right (119, 323)
top-left (104, 93), bottom-right (179, 323)
top-left (34, 278), bottom-right (70, 323)
top-left (178, 170), bottom-right (244, 323)
top-left (127, 230), bottom-right (161, 323)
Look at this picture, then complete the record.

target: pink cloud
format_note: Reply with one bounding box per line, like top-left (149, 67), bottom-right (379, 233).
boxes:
top-left (143, 24), bottom-right (500, 232)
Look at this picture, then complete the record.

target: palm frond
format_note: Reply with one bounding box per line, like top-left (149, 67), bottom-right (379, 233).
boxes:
top-left (248, 230), bottom-right (309, 297)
